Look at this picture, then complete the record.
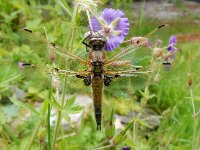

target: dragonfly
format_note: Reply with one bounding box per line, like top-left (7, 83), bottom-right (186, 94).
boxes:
top-left (18, 24), bottom-right (165, 130)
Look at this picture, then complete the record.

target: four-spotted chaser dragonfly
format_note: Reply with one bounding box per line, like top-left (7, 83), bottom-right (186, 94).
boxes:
top-left (18, 25), bottom-right (164, 130)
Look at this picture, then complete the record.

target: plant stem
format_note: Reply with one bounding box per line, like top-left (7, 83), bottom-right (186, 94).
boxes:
top-left (3, 124), bottom-right (19, 145)
top-left (90, 144), bottom-right (114, 150)
top-left (189, 87), bottom-right (196, 115)
top-left (52, 111), bottom-right (61, 150)
top-left (52, 74), bottom-right (68, 150)
top-left (64, 4), bottom-right (79, 49)
top-left (47, 101), bottom-right (52, 149)
top-left (52, 3), bottom-right (76, 149)
top-left (189, 86), bottom-right (197, 149)
top-left (86, 10), bottom-right (94, 35)
top-left (47, 87), bottom-right (53, 150)
top-left (90, 139), bottom-right (109, 149)
top-left (25, 119), bottom-right (43, 150)
top-left (1, 131), bottom-right (9, 147)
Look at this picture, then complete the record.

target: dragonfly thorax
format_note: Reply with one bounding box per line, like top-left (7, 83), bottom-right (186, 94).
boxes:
top-left (89, 34), bottom-right (107, 51)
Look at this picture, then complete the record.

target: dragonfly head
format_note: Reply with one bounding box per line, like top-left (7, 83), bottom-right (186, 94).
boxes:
top-left (88, 33), bottom-right (107, 51)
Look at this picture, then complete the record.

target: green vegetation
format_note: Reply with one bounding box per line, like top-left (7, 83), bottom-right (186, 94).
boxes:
top-left (0, 0), bottom-right (200, 149)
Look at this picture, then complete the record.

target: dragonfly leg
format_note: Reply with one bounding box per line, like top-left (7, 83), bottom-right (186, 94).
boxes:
top-left (76, 71), bottom-right (92, 86)
top-left (76, 75), bottom-right (92, 86)
top-left (104, 75), bottom-right (119, 86)
top-left (82, 35), bottom-right (90, 52)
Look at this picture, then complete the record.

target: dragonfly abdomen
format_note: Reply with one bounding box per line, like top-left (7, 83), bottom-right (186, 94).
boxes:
top-left (92, 76), bottom-right (103, 130)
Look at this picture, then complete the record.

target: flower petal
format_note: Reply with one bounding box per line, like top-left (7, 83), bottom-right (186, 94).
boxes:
top-left (169, 35), bottom-right (176, 45)
top-left (105, 35), bottom-right (124, 51)
top-left (167, 36), bottom-right (177, 59)
top-left (116, 18), bottom-right (129, 36)
top-left (90, 17), bottom-right (102, 32)
top-left (89, 8), bottom-right (130, 51)
top-left (102, 8), bottom-right (125, 23)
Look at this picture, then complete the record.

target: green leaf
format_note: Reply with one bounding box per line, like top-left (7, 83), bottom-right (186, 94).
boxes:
top-left (42, 100), bottom-right (49, 115)
top-left (57, 0), bottom-right (72, 17)
top-left (47, 96), bottom-right (62, 111)
top-left (10, 97), bottom-right (40, 116)
top-left (66, 105), bottom-right (84, 114)
top-left (64, 95), bottom-right (76, 109)
top-left (62, 113), bottom-right (71, 124)
top-left (136, 118), bottom-right (151, 128)
top-left (0, 112), bottom-right (7, 125)
top-left (26, 18), bottom-right (42, 30)
top-left (52, 95), bottom-right (62, 109)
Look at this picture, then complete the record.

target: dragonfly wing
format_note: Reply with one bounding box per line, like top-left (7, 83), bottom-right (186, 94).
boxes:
top-left (17, 29), bottom-right (91, 95)
top-left (103, 45), bottom-right (159, 96)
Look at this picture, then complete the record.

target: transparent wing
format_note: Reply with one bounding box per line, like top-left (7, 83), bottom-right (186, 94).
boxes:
top-left (17, 29), bottom-right (90, 95)
top-left (105, 37), bottom-right (159, 95)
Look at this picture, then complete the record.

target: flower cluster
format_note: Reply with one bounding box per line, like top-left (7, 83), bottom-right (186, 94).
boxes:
top-left (152, 35), bottom-right (177, 69)
top-left (167, 35), bottom-right (177, 59)
top-left (89, 8), bottom-right (130, 51)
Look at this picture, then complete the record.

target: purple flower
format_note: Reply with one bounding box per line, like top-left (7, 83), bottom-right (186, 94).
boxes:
top-left (167, 35), bottom-right (177, 59)
top-left (122, 147), bottom-right (131, 150)
top-left (90, 8), bottom-right (130, 51)
top-left (18, 61), bottom-right (24, 69)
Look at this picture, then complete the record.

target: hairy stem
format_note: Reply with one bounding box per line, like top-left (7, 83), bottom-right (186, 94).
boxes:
top-left (47, 88), bottom-right (52, 150)
top-left (90, 139), bottom-right (109, 149)
top-left (64, 4), bottom-right (79, 49)
top-left (52, 74), bottom-right (67, 149)
top-left (25, 119), bottom-right (43, 150)
top-left (90, 144), bottom-right (114, 150)
top-left (189, 86), bottom-right (197, 149)
top-left (86, 10), bottom-right (94, 35)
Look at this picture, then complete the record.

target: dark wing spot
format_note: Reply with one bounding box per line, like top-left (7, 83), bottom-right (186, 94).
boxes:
top-left (50, 42), bottom-right (56, 47)
top-left (24, 28), bottom-right (33, 33)
top-left (158, 24), bottom-right (166, 29)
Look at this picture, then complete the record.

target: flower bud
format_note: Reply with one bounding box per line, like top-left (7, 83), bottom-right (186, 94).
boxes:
top-left (105, 124), bottom-right (115, 139)
top-left (153, 47), bottom-right (163, 57)
top-left (112, 133), bottom-right (127, 145)
top-left (112, 120), bottom-right (133, 145)
top-left (155, 39), bottom-right (163, 47)
top-left (188, 73), bottom-right (192, 87)
top-left (128, 37), bottom-right (150, 47)
top-left (38, 127), bottom-right (46, 144)
top-left (164, 51), bottom-right (173, 61)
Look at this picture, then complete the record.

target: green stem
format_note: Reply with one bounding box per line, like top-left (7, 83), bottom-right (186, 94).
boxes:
top-left (193, 119), bottom-right (197, 150)
top-left (90, 144), bottom-right (114, 150)
top-left (189, 86), bottom-right (197, 149)
top-left (1, 131), bottom-right (9, 147)
top-left (47, 88), bottom-right (52, 150)
top-left (133, 121), bottom-right (136, 143)
top-left (52, 111), bottom-right (62, 150)
top-left (25, 119), bottom-right (43, 150)
top-left (52, 5), bottom-right (78, 150)
top-left (3, 124), bottom-right (19, 145)
top-left (86, 10), bottom-right (94, 35)
top-left (90, 139), bottom-right (109, 149)
top-left (190, 87), bottom-right (196, 115)
top-left (196, 129), bottom-right (200, 149)
top-left (52, 74), bottom-right (68, 150)
top-left (64, 4), bottom-right (79, 49)
top-left (47, 105), bottom-right (51, 149)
